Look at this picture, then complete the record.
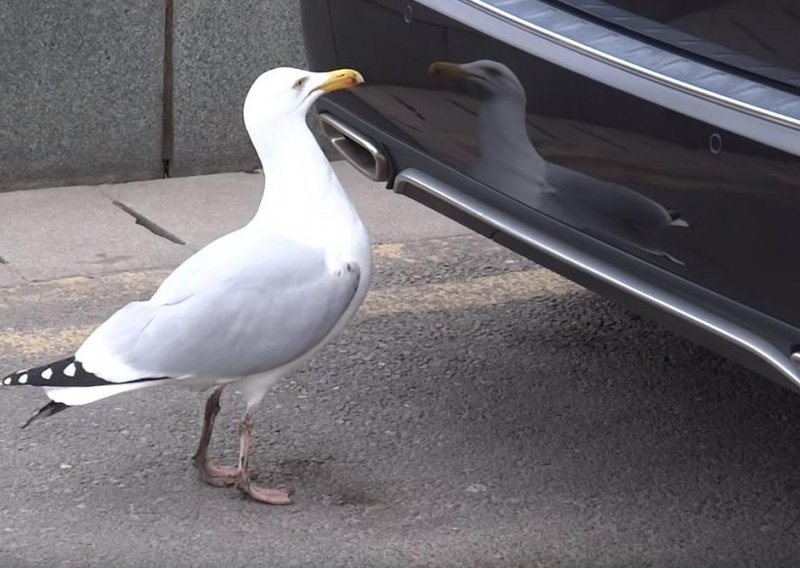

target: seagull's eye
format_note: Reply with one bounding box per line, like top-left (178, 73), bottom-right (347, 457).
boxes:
top-left (293, 77), bottom-right (308, 90)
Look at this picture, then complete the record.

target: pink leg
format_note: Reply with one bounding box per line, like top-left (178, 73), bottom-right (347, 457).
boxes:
top-left (193, 387), bottom-right (239, 487)
top-left (235, 412), bottom-right (293, 505)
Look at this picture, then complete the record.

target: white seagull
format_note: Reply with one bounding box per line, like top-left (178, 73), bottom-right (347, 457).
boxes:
top-left (430, 60), bottom-right (689, 265)
top-left (1, 67), bottom-right (372, 504)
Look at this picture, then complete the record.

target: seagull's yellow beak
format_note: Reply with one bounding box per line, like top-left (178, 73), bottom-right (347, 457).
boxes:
top-left (428, 61), bottom-right (467, 78)
top-left (316, 69), bottom-right (365, 93)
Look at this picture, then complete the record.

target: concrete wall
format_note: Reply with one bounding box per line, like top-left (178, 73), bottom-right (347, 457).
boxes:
top-left (171, 0), bottom-right (307, 177)
top-left (0, 1), bottom-right (165, 191)
top-left (0, 0), bottom-right (310, 191)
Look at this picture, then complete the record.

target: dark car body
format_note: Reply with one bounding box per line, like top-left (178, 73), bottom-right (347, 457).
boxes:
top-left (300, 0), bottom-right (800, 393)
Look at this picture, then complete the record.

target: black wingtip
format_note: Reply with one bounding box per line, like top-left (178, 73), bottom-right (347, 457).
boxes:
top-left (22, 401), bottom-right (69, 429)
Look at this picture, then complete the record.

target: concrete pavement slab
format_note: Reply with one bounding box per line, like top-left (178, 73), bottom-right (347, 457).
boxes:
top-left (102, 173), bottom-right (263, 250)
top-left (0, 160), bottom-right (468, 284)
top-left (0, 185), bottom-right (190, 282)
top-left (0, 264), bottom-right (24, 287)
top-left (104, 161), bottom-right (469, 249)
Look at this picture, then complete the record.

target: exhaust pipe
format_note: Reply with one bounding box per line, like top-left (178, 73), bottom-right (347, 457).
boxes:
top-left (318, 113), bottom-right (390, 182)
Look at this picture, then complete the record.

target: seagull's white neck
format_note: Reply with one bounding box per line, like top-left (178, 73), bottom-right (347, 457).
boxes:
top-left (248, 119), bottom-right (348, 224)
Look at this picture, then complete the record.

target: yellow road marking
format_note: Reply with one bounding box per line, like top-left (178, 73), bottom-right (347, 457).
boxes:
top-left (0, 327), bottom-right (93, 359)
top-left (0, 269), bottom-right (582, 358)
top-left (362, 269), bottom-right (580, 317)
top-left (372, 243), bottom-right (408, 260)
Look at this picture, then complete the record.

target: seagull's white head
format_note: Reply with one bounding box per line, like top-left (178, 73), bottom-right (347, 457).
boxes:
top-left (243, 67), bottom-right (364, 136)
top-left (429, 59), bottom-right (526, 106)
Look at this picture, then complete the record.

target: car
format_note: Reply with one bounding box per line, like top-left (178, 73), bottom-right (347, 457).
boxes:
top-left (299, 0), bottom-right (800, 394)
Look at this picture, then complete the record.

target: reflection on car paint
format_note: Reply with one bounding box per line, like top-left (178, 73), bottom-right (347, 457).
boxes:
top-left (312, 0), bottom-right (800, 328)
top-left (428, 59), bottom-right (690, 265)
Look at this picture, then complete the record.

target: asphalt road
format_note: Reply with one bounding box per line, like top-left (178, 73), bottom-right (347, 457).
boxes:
top-left (3, 231), bottom-right (800, 567)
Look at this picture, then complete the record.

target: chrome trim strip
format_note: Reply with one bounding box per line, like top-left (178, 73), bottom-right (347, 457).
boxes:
top-left (394, 167), bottom-right (800, 388)
top-left (468, 0), bottom-right (798, 128)
top-left (319, 113), bottom-right (390, 181)
top-left (417, 0), bottom-right (800, 156)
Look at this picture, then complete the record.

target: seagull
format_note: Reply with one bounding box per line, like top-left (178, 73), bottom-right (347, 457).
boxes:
top-left (429, 60), bottom-right (689, 265)
top-left (1, 67), bottom-right (372, 505)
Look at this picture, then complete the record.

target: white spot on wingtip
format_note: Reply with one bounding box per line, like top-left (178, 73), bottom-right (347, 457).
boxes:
top-left (2, 378), bottom-right (10, 386)
top-left (18, 373), bottom-right (28, 384)
top-left (41, 368), bottom-right (53, 380)
top-left (64, 363), bottom-right (76, 377)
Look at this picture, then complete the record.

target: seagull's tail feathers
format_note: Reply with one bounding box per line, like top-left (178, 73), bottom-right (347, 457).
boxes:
top-left (20, 380), bottom-right (170, 429)
top-left (22, 401), bottom-right (69, 429)
top-left (3, 356), bottom-right (140, 389)
top-left (3, 355), bottom-right (170, 427)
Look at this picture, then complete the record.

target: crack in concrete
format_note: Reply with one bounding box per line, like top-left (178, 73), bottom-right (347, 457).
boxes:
top-left (112, 201), bottom-right (186, 246)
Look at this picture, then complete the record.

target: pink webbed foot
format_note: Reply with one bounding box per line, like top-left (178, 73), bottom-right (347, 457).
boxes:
top-left (197, 462), bottom-right (240, 487)
top-left (236, 476), bottom-right (294, 505)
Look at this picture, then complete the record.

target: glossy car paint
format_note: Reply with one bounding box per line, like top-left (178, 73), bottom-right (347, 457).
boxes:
top-left (301, 1), bottom-right (800, 395)
top-left (303, 0), bottom-right (800, 327)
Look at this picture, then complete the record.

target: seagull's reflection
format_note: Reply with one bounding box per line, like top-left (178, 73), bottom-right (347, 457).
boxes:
top-left (429, 60), bottom-right (689, 265)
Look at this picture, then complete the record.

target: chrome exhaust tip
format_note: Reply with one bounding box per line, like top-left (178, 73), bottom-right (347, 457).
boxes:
top-left (318, 113), bottom-right (390, 182)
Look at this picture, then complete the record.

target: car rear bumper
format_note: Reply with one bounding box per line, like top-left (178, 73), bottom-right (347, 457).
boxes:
top-left (301, 0), bottom-right (800, 392)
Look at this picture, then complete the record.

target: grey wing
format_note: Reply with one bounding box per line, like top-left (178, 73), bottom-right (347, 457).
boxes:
top-left (546, 163), bottom-right (672, 226)
top-left (76, 238), bottom-right (361, 382)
